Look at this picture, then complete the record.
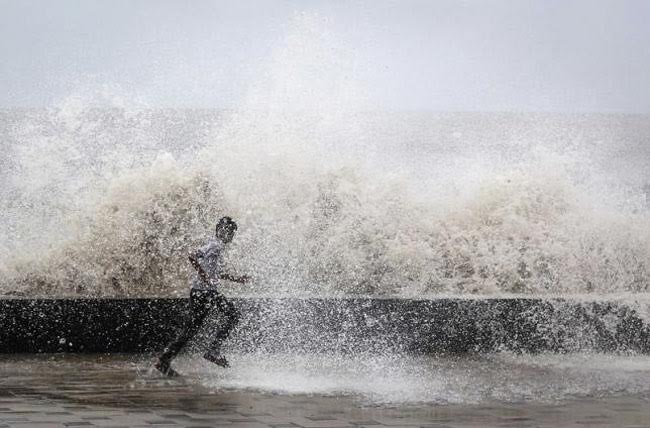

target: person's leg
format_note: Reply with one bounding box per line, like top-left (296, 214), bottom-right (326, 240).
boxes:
top-left (156, 290), bottom-right (210, 375)
top-left (203, 292), bottom-right (241, 367)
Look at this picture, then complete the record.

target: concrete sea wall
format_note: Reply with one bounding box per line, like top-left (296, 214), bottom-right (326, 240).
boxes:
top-left (1, 297), bottom-right (649, 354)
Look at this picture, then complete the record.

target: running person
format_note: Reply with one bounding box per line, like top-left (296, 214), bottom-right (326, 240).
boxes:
top-left (155, 216), bottom-right (250, 377)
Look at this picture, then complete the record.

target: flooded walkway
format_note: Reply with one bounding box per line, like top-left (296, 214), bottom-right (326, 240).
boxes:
top-left (1, 354), bottom-right (649, 427)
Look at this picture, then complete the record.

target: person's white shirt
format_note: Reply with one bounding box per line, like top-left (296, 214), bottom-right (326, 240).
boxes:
top-left (190, 238), bottom-right (225, 290)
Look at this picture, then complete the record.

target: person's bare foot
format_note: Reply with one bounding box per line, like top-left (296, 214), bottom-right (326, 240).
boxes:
top-left (203, 351), bottom-right (229, 368)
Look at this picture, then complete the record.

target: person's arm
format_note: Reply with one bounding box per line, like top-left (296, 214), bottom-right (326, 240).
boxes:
top-left (219, 272), bottom-right (251, 284)
top-left (188, 251), bottom-right (211, 284)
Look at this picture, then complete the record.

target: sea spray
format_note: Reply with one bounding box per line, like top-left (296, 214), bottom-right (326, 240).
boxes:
top-left (1, 11), bottom-right (649, 297)
top-left (2, 108), bottom-right (649, 297)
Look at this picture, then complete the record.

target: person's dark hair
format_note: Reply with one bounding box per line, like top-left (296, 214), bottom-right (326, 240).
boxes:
top-left (216, 216), bottom-right (237, 234)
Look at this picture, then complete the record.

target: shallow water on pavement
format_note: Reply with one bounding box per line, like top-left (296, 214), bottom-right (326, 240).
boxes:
top-left (1, 353), bottom-right (650, 427)
top-left (176, 352), bottom-right (650, 405)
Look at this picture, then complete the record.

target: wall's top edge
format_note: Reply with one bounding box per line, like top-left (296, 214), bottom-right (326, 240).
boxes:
top-left (1, 294), bottom-right (650, 303)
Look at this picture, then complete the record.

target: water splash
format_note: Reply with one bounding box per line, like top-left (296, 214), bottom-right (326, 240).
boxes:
top-left (175, 352), bottom-right (650, 404)
top-left (1, 12), bottom-right (649, 297)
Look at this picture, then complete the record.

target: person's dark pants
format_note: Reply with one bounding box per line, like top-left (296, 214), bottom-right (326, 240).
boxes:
top-left (159, 289), bottom-right (240, 363)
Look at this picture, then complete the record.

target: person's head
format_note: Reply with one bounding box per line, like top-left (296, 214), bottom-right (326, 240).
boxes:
top-left (215, 216), bottom-right (237, 243)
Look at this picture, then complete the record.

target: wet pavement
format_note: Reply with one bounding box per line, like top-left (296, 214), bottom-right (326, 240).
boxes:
top-left (1, 354), bottom-right (650, 427)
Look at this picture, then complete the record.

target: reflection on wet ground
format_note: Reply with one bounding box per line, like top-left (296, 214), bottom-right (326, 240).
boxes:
top-left (1, 353), bottom-right (649, 427)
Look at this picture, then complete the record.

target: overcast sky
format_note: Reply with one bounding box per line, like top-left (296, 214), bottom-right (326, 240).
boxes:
top-left (1, 0), bottom-right (650, 112)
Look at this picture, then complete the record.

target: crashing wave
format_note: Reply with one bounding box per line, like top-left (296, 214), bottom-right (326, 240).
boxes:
top-left (1, 108), bottom-right (649, 297)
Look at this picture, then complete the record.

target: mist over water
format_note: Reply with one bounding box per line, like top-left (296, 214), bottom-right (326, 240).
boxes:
top-left (1, 12), bottom-right (650, 298)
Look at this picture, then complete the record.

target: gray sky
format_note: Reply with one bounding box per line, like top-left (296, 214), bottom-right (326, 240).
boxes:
top-left (2, 0), bottom-right (650, 112)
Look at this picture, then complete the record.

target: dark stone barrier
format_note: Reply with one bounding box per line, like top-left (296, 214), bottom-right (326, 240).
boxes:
top-left (1, 297), bottom-right (649, 354)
